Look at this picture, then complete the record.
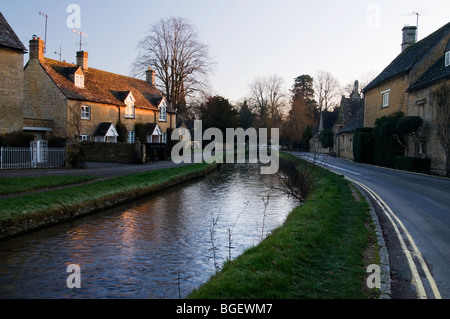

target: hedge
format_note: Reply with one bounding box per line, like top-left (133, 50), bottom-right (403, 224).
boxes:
top-left (395, 156), bottom-right (431, 173)
top-left (353, 128), bottom-right (374, 164)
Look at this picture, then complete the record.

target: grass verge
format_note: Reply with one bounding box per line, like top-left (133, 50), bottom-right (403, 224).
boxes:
top-left (0, 175), bottom-right (99, 196)
top-left (188, 153), bottom-right (378, 299)
top-left (0, 162), bottom-right (217, 239)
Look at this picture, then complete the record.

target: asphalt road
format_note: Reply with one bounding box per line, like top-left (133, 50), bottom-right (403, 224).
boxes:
top-left (289, 151), bottom-right (450, 299)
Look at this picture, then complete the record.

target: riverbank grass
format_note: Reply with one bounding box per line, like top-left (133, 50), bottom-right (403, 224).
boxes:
top-left (0, 162), bottom-right (216, 226)
top-left (0, 175), bottom-right (99, 196)
top-left (189, 154), bottom-right (377, 299)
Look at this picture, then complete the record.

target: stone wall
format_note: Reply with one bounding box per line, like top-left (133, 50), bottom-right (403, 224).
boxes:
top-left (23, 59), bottom-right (67, 137)
top-left (364, 74), bottom-right (409, 127)
top-left (80, 141), bottom-right (143, 164)
top-left (0, 47), bottom-right (24, 133)
top-left (408, 81), bottom-right (449, 175)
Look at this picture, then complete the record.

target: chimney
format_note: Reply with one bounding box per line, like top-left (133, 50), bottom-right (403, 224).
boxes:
top-left (76, 51), bottom-right (88, 70)
top-left (29, 35), bottom-right (44, 60)
top-left (402, 25), bottom-right (417, 52)
top-left (146, 67), bottom-right (156, 86)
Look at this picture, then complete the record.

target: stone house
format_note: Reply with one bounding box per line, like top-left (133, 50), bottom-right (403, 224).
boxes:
top-left (23, 36), bottom-right (176, 144)
top-left (0, 11), bottom-right (27, 134)
top-left (334, 80), bottom-right (364, 160)
top-left (363, 22), bottom-right (450, 174)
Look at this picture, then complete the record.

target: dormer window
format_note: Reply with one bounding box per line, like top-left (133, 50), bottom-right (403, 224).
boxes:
top-left (124, 92), bottom-right (135, 118)
top-left (159, 99), bottom-right (167, 121)
top-left (445, 51), bottom-right (450, 67)
top-left (75, 74), bottom-right (84, 88)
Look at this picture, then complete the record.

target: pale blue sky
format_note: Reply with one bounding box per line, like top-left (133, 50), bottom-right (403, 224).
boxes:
top-left (2, 0), bottom-right (450, 103)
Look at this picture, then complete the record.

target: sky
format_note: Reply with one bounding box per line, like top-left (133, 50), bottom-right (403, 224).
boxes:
top-left (2, 0), bottom-right (450, 104)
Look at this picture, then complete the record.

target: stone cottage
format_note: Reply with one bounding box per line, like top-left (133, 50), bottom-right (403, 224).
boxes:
top-left (0, 11), bottom-right (27, 134)
top-left (23, 36), bottom-right (176, 144)
top-left (363, 22), bottom-right (450, 174)
top-left (334, 80), bottom-right (364, 160)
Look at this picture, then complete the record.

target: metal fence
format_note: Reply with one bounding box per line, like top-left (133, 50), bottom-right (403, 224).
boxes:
top-left (0, 147), bottom-right (66, 170)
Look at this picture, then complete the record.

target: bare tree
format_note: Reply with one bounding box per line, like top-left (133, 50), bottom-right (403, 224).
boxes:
top-left (433, 83), bottom-right (450, 176)
top-left (314, 70), bottom-right (341, 113)
top-left (249, 74), bottom-right (287, 129)
top-left (132, 17), bottom-right (215, 120)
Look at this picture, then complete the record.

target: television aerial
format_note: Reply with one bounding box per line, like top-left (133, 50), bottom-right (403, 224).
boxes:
top-left (72, 28), bottom-right (88, 51)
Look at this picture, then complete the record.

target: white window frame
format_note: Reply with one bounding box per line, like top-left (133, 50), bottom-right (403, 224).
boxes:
top-left (445, 51), bottom-right (450, 67)
top-left (127, 131), bottom-right (135, 144)
top-left (381, 90), bottom-right (390, 108)
top-left (80, 135), bottom-right (91, 142)
top-left (159, 101), bottom-right (167, 121)
top-left (125, 103), bottom-right (135, 118)
top-left (124, 94), bottom-right (136, 119)
top-left (81, 105), bottom-right (91, 120)
top-left (75, 74), bottom-right (84, 88)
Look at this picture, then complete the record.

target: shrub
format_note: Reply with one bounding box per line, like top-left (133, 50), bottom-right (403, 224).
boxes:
top-left (353, 128), bottom-right (374, 163)
top-left (373, 112), bottom-right (404, 167)
top-left (134, 123), bottom-right (147, 143)
top-left (0, 131), bottom-right (35, 147)
top-left (396, 116), bottom-right (423, 136)
top-left (116, 122), bottom-right (128, 143)
top-left (395, 156), bottom-right (431, 173)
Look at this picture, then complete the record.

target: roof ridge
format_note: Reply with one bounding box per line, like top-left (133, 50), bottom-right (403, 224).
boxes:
top-left (363, 21), bottom-right (450, 92)
top-left (0, 11), bottom-right (27, 52)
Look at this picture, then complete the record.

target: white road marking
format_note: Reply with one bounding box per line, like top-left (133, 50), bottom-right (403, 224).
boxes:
top-left (292, 151), bottom-right (443, 299)
top-left (347, 177), bottom-right (442, 299)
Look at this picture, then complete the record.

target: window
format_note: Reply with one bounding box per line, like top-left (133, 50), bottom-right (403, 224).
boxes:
top-left (75, 74), bottom-right (84, 88)
top-left (125, 103), bottom-right (135, 118)
top-left (159, 101), bottom-right (167, 121)
top-left (80, 135), bottom-right (91, 142)
top-left (381, 90), bottom-right (390, 108)
top-left (81, 105), bottom-right (90, 119)
top-left (445, 51), bottom-right (450, 67)
top-left (127, 131), bottom-right (135, 144)
top-left (162, 132), bottom-right (167, 144)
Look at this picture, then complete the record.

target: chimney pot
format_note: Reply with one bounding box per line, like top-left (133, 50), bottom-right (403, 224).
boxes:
top-left (402, 25), bottom-right (417, 52)
top-left (146, 67), bottom-right (156, 86)
top-left (76, 51), bottom-right (88, 70)
top-left (29, 36), bottom-right (44, 60)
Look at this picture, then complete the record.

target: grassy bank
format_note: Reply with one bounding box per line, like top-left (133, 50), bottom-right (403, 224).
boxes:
top-left (189, 153), bottom-right (378, 299)
top-left (0, 162), bottom-right (217, 239)
top-left (0, 175), bottom-right (99, 196)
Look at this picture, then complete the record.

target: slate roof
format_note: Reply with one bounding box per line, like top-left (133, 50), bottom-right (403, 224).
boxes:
top-left (408, 43), bottom-right (450, 91)
top-left (408, 56), bottom-right (450, 91)
top-left (338, 106), bottom-right (364, 134)
top-left (0, 11), bottom-right (26, 52)
top-left (94, 122), bottom-right (114, 136)
top-left (37, 57), bottom-right (176, 113)
top-left (335, 94), bottom-right (364, 134)
top-left (363, 22), bottom-right (450, 93)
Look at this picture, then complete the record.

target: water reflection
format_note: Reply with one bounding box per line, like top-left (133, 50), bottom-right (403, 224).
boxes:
top-left (0, 163), bottom-right (297, 299)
